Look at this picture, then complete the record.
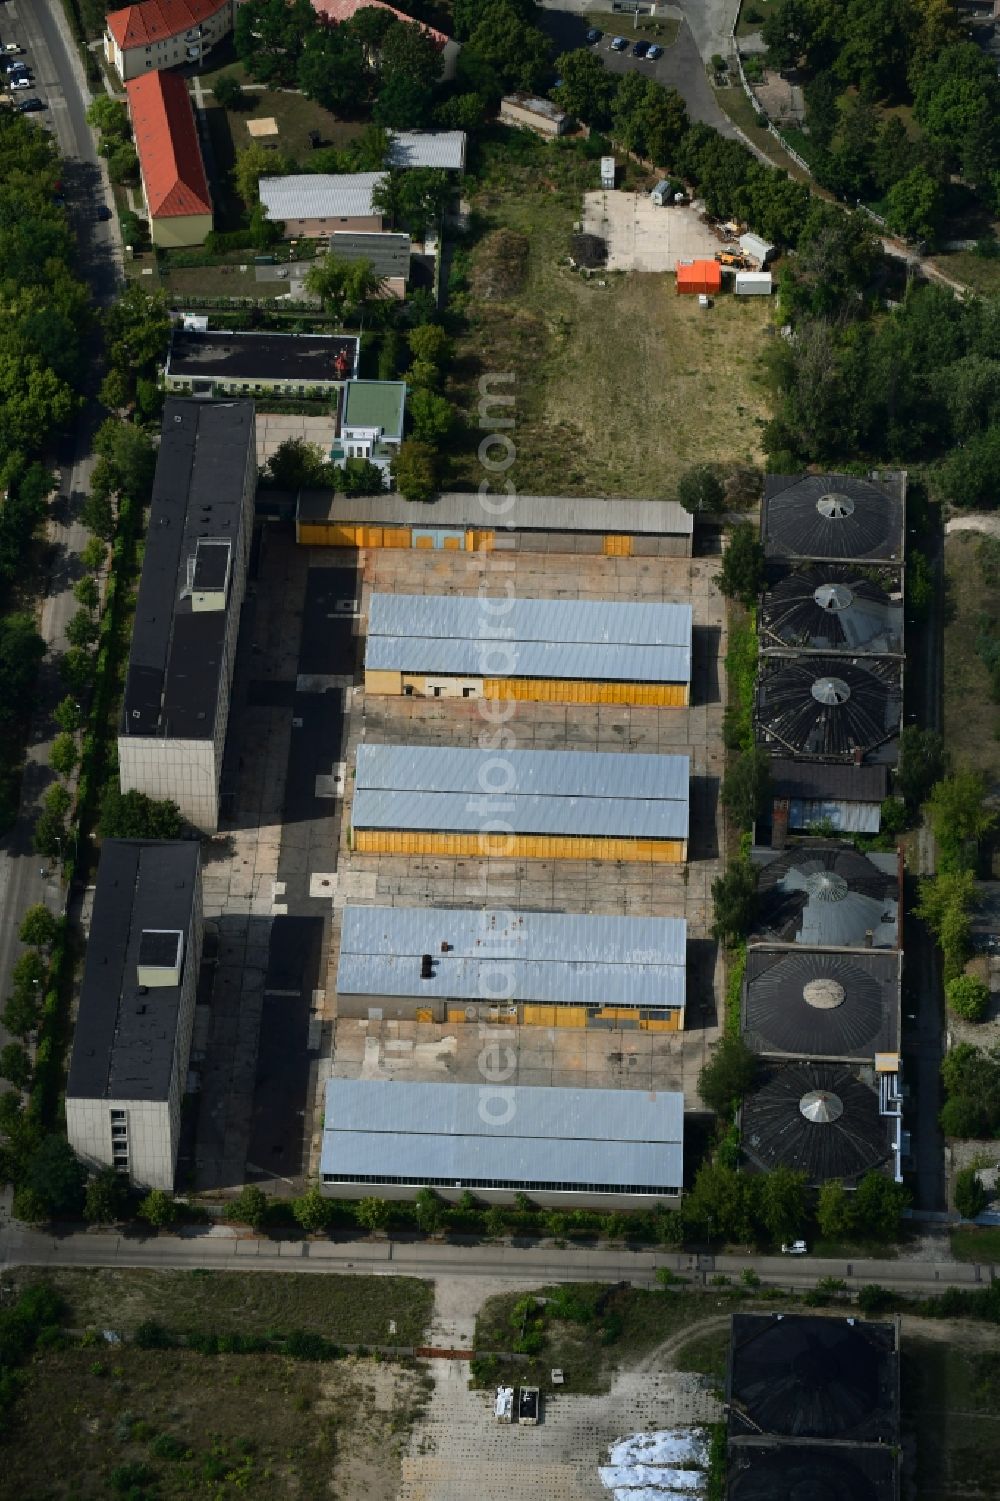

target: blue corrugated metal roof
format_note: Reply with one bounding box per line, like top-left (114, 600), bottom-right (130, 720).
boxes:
top-left (337, 905), bottom-right (686, 1008)
top-left (365, 594), bottom-right (692, 684)
top-left (321, 1078), bottom-right (684, 1191)
top-left (352, 745), bottom-right (690, 840)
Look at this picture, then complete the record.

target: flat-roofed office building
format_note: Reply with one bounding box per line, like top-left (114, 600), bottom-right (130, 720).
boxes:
top-left (320, 1078), bottom-right (684, 1208)
top-left (66, 840), bottom-right (202, 1191)
top-left (363, 593), bottom-right (693, 706)
top-left (350, 744), bottom-right (690, 862)
top-left (118, 399), bottom-right (256, 830)
top-left (336, 905), bottom-right (687, 1030)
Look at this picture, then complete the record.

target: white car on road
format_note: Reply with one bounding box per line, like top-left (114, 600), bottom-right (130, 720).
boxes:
top-left (781, 1240), bottom-right (808, 1255)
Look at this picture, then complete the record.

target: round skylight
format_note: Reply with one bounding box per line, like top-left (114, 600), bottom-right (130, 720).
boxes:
top-left (811, 676), bottom-right (852, 706)
top-left (816, 493), bottom-right (856, 520)
top-left (803, 871), bottom-right (849, 903)
top-left (814, 583), bottom-right (853, 612)
top-left (803, 977), bottom-right (846, 1010)
top-left (799, 1089), bottom-right (844, 1123)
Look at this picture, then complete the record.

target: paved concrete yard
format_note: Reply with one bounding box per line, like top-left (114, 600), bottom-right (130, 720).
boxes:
top-left (256, 411), bottom-right (336, 468)
top-left (581, 193), bottom-right (722, 273)
top-left (401, 1359), bottom-right (720, 1500)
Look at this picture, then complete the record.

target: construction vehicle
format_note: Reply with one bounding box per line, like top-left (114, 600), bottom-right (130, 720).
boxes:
top-left (716, 250), bottom-right (750, 269)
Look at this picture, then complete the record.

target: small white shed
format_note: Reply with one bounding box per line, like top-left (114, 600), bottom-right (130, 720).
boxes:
top-left (601, 156), bottom-right (616, 189)
top-left (735, 270), bottom-right (774, 295)
top-left (739, 232), bottom-right (775, 266)
top-left (651, 179), bottom-right (672, 206)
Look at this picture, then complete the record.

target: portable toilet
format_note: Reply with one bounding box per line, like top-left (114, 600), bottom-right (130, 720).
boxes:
top-left (651, 179), bottom-right (672, 206)
top-left (601, 156), bottom-right (616, 189)
top-left (735, 270), bottom-right (774, 295)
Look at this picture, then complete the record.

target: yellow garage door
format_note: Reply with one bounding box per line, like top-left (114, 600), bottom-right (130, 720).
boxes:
top-left (415, 1007), bottom-right (433, 1023)
top-left (523, 1004), bottom-right (557, 1027)
top-left (604, 534), bottom-right (633, 557)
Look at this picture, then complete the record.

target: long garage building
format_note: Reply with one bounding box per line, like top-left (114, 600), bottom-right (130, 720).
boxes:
top-left (320, 1078), bottom-right (684, 1208)
top-left (350, 744), bottom-right (690, 861)
top-left (336, 905), bottom-right (687, 1030)
top-left (364, 593), bottom-right (693, 706)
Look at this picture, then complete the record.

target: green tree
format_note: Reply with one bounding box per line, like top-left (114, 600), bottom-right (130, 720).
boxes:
top-left (106, 144), bottom-right (139, 185)
top-left (23, 1134), bottom-right (86, 1220)
top-left (99, 786), bottom-right (184, 840)
top-left (393, 439), bottom-right (438, 502)
top-left (34, 782), bottom-right (72, 861)
top-left (213, 73), bottom-right (245, 109)
top-left (0, 615), bottom-right (45, 733)
top-left (224, 1185), bottom-right (269, 1229)
top-left (414, 1186), bottom-right (444, 1233)
top-left (925, 770), bottom-right (996, 866)
top-left (715, 523), bottom-right (766, 606)
top-left (553, 49), bottom-right (616, 127)
top-left (99, 367), bottom-right (131, 413)
top-left (946, 974), bottom-right (990, 1022)
top-left (407, 322), bottom-right (452, 368)
top-left (409, 387), bottom-right (456, 445)
top-left (355, 1196), bottom-right (392, 1232)
top-left (484, 1204), bottom-right (507, 1238)
top-left (0, 1041), bottom-right (31, 1090)
top-left (341, 458), bottom-right (388, 496)
top-left (266, 437), bottom-right (333, 491)
top-left (461, 0), bottom-right (550, 93)
top-left (297, 23), bottom-right (368, 114)
top-left (711, 860), bottom-right (758, 944)
top-left (954, 1165), bottom-right (989, 1219)
top-left (304, 254), bottom-right (388, 322)
top-left (49, 731), bottom-right (79, 779)
top-left (72, 575), bottom-right (100, 613)
top-left (137, 1188), bottom-right (179, 1228)
top-left (677, 465), bottom-right (726, 516)
top-left (683, 1159), bottom-right (760, 1243)
top-left (896, 725), bottom-right (947, 810)
top-left (235, 0), bottom-right (316, 85)
top-left (80, 489), bottom-right (115, 541)
top-left (86, 95), bottom-right (129, 140)
top-left (94, 418), bottom-right (157, 500)
top-left (374, 21), bottom-right (443, 129)
top-left (59, 646), bottom-right (94, 697)
top-left (852, 1172), bottom-right (911, 1242)
top-left (293, 1186), bottom-right (333, 1232)
top-left (103, 287), bottom-right (171, 388)
top-left (19, 903), bottom-right (62, 949)
top-left (721, 747), bottom-right (772, 831)
top-left (698, 1035), bottom-right (758, 1116)
top-left (84, 1167), bottom-right (129, 1224)
top-left (233, 140), bottom-right (290, 209)
top-left (758, 1165), bottom-right (808, 1244)
top-left (65, 609), bottom-right (99, 651)
top-left (1, 988), bottom-right (40, 1040)
top-left (885, 164), bottom-right (945, 245)
top-left (81, 537), bottom-right (106, 573)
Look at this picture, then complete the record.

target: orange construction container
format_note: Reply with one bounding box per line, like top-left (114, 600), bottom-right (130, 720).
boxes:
top-left (675, 259), bottom-right (723, 294)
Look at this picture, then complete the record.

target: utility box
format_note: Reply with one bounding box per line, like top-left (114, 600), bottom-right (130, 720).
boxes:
top-left (518, 1387), bottom-right (540, 1425)
top-left (600, 156), bottom-right (616, 189)
top-left (651, 179), bottom-right (672, 206)
top-left (735, 270), bottom-right (774, 295)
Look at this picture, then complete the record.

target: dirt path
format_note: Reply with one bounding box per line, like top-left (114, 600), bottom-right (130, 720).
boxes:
top-left (945, 515), bottom-right (1000, 538)
top-left (634, 1314), bottom-right (733, 1375)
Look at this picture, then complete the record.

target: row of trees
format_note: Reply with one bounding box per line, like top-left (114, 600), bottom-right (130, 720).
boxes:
top-left (684, 1155), bottom-right (910, 1246)
top-left (84, 95), bottom-right (139, 187)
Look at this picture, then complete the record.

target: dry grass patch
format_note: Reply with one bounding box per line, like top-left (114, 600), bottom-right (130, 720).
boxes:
top-left (943, 532), bottom-right (1000, 778)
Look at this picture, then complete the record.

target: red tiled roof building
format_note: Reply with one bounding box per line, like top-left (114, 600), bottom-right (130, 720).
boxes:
top-left (105, 0), bottom-right (235, 83)
top-left (126, 71), bottom-right (213, 246)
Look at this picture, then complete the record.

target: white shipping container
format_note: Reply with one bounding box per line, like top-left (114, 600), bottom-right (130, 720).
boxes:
top-left (601, 156), bottom-right (616, 189)
top-left (735, 271), bottom-right (773, 295)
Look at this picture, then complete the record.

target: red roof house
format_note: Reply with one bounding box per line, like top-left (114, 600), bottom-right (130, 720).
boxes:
top-left (311, 0), bottom-right (459, 78)
top-left (104, 0), bottom-right (235, 82)
top-left (126, 71), bottom-right (213, 246)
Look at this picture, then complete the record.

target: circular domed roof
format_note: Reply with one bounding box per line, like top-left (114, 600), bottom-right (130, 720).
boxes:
top-left (816, 493), bottom-right (855, 520)
top-left (800, 1088), bottom-right (844, 1122)
top-left (814, 583), bottom-right (853, 612)
top-left (803, 977), bottom-right (846, 1009)
top-left (811, 676), bottom-right (851, 706)
top-left (803, 870), bottom-right (849, 903)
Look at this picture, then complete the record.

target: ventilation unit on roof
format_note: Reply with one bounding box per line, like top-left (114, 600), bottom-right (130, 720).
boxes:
top-left (137, 929), bottom-right (184, 988)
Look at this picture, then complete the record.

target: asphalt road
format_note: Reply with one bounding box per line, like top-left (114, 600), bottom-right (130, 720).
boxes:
top-left (1, 1219), bottom-right (994, 1299)
top-left (0, 0), bottom-right (122, 1054)
top-left (537, 0), bottom-right (739, 64)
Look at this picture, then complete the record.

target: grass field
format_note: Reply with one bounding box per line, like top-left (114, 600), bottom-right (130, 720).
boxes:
top-left (951, 1226), bottom-right (1000, 1263)
top-left (735, 0), bottom-right (780, 37)
top-left (943, 531), bottom-right (1000, 777)
top-left (672, 1326), bottom-right (730, 1385)
top-left (903, 1334), bottom-right (1000, 1500)
top-left (930, 250), bottom-right (1000, 296)
top-left (713, 86), bottom-right (815, 185)
top-left (448, 143), bottom-right (772, 496)
top-left (8, 1267), bottom-right (433, 1346)
top-left (588, 12), bottom-right (680, 44)
top-left (5, 1347), bottom-right (430, 1500)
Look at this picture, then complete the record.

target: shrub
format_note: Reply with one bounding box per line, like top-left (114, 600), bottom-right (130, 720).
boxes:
top-left (224, 1185), bottom-right (268, 1229)
top-left (947, 975), bottom-right (990, 1022)
top-left (858, 1284), bottom-right (896, 1317)
top-left (955, 1165), bottom-right (990, 1220)
top-left (133, 1319), bottom-right (174, 1349)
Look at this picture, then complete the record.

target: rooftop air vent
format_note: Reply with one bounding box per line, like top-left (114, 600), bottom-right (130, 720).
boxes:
top-left (800, 1088), bottom-right (844, 1123)
top-left (802, 978), bottom-right (846, 1010)
top-left (814, 583), bottom-right (853, 612)
top-left (816, 493), bottom-right (855, 520)
top-left (811, 676), bottom-right (851, 706)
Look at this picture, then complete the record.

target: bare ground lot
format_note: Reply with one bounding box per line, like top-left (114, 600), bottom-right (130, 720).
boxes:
top-left (449, 147), bottom-right (772, 497)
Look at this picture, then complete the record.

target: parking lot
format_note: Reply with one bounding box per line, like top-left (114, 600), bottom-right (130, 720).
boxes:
top-left (188, 529), bottom-right (727, 1190)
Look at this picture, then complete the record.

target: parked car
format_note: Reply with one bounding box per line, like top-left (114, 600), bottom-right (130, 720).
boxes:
top-left (610, 35), bottom-right (628, 50)
top-left (2, 42), bottom-right (22, 54)
top-left (3, 55), bottom-right (26, 71)
top-left (10, 73), bottom-right (31, 88)
top-left (15, 95), bottom-right (43, 111)
top-left (647, 43), bottom-right (663, 59)
top-left (632, 39), bottom-right (650, 57)
top-left (95, 204), bottom-right (112, 221)
top-left (586, 27), bottom-right (603, 43)
top-left (781, 1240), bottom-right (808, 1255)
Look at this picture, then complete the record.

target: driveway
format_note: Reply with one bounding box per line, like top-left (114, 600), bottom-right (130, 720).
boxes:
top-left (538, 0), bottom-right (739, 62)
top-left (581, 192), bottom-right (721, 270)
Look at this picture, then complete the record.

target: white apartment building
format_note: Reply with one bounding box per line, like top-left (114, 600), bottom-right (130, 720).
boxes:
top-left (105, 0), bottom-right (236, 83)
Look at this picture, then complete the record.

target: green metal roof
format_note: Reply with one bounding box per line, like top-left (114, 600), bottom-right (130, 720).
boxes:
top-left (343, 380), bottom-right (406, 440)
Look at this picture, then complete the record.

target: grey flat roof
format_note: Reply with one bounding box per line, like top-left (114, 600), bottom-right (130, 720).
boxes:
top-left (769, 757), bottom-right (889, 803)
top-left (321, 1078), bottom-right (684, 1193)
top-left (331, 231), bottom-right (410, 278)
top-left (297, 489), bottom-right (694, 536)
top-left (67, 841), bottom-right (199, 1103)
top-left (387, 130), bottom-right (466, 169)
top-left (337, 905), bottom-right (687, 1009)
top-left (365, 593), bottom-right (693, 684)
top-left (260, 172), bottom-right (387, 222)
top-left (165, 329), bottom-right (359, 383)
top-left (352, 744), bottom-right (690, 841)
top-left (123, 399), bottom-right (254, 740)
top-left (753, 843), bottom-right (899, 948)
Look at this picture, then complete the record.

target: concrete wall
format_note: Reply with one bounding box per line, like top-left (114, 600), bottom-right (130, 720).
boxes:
top-left (149, 211), bottom-right (213, 249)
top-left (107, 0), bottom-right (235, 82)
top-left (499, 101), bottom-right (569, 138)
top-left (336, 991), bottom-right (684, 1030)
